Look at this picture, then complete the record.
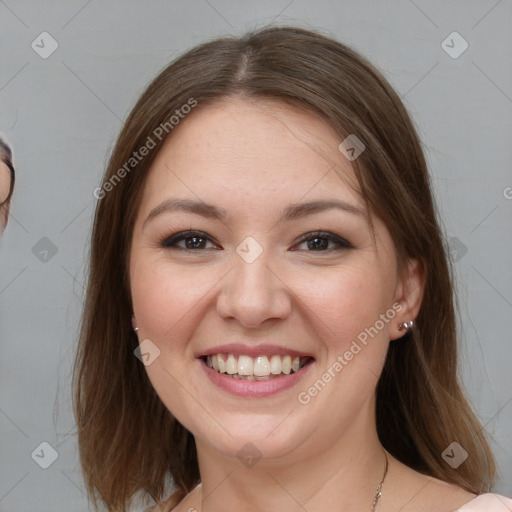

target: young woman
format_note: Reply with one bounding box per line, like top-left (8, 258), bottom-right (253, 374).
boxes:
top-left (73, 26), bottom-right (512, 512)
top-left (0, 137), bottom-right (15, 233)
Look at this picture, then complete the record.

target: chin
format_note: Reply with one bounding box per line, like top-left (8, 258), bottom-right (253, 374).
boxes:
top-left (192, 414), bottom-right (311, 463)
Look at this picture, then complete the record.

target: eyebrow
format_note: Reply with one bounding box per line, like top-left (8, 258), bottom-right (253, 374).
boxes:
top-left (143, 198), bottom-right (365, 228)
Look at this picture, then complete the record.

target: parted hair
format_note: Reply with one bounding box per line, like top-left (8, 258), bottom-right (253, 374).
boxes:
top-left (73, 25), bottom-right (496, 512)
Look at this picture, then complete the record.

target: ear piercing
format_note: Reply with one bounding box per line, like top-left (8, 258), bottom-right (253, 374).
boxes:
top-left (131, 315), bottom-right (139, 332)
top-left (398, 320), bottom-right (413, 332)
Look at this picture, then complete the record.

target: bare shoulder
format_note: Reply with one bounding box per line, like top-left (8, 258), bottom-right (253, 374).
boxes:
top-left (457, 493), bottom-right (512, 511)
top-left (383, 455), bottom-right (478, 512)
top-left (419, 478), bottom-right (478, 511)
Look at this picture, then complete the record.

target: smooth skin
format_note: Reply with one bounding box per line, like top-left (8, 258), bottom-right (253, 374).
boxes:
top-left (0, 161), bottom-right (11, 204)
top-left (129, 98), bottom-right (476, 512)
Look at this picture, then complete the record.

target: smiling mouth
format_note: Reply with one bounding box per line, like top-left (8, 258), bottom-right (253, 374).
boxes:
top-left (202, 354), bottom-right (314, 381)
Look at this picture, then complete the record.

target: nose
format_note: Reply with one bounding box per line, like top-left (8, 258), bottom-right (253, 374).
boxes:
top-left (215, 248), bottom-right (292, 329)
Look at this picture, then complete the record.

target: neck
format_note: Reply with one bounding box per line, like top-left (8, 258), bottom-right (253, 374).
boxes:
top-left (193, 400), bottom-right (388, 512)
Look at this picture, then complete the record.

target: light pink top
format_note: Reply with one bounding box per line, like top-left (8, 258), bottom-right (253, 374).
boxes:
top-left (144, 492), bottom-right (512, 512)
top-left (456, 493), bottom-right (512, 511)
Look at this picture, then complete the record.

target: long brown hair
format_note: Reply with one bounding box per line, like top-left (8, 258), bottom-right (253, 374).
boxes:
top-left (73, 26), bottom-right (496, 512)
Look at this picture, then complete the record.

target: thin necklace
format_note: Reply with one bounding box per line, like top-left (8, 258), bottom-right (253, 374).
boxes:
top-left (371, 451), bottom-right (389, 512)
top-left (189, 451), bottom-right (390, 512)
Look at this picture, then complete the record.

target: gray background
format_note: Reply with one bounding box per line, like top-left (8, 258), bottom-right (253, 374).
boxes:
top-left (1, 0), bottom-right (511, 510)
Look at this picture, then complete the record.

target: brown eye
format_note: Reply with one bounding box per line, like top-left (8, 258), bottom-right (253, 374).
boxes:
top-left (291, 231), bottom-right (353, 252)
top-left (160, 231), bottom-right (219, 250)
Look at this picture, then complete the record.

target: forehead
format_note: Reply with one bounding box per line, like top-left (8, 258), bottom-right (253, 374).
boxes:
top-left (140, 98), bottom-right (364, 215)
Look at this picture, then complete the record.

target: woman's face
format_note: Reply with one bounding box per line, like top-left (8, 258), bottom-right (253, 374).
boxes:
top-left (129, 98), bottom-right (421, 463)
top-left (0, 161), bottom-right (11, 205)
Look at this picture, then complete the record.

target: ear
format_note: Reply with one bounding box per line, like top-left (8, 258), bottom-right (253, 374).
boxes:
top-left (390, 258), bottom-right (425, 341)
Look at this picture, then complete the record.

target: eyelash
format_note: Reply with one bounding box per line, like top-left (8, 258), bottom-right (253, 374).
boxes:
top-left (159, 230), bottom-right (353, 252)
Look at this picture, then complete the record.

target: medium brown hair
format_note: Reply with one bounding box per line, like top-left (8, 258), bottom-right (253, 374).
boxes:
top-left (0, 138), bottom-right (15, 231)
top-left (73, 26), bottom-right (496, 511)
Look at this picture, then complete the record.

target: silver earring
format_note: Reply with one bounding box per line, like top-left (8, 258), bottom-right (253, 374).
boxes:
top-left (398, 320), bottom-right (413, 332)
top-left (131, 315), bottom-right (139, 332)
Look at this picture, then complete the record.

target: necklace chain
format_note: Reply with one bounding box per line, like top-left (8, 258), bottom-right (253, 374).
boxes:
top-left (188, 451), bottom-right (389, 512)
top-left (371, 451), bottom-right (389, 512)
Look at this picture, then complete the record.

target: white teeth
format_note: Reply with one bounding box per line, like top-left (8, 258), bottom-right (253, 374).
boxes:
top-left (282, 355), bottom-right (292, 375)
top-left (237, 355), bottom-right (253, 376)
top-left (205, 353), bottom-right (307, 379)
top-left (232, 374), bottom-right (255, 381)
top-left (226, 354), bottom-right (237, 374)
top-left (270, 355), bottom-right (281, 375)
top-left (253, 356), bottom-right (270, 376)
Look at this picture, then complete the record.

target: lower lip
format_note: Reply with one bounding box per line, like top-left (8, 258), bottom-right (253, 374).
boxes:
top-left (199, 358), bottom-right (315, 398)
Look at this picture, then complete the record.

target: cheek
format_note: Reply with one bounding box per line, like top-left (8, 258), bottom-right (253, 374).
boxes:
top-left (130, 256), bottom-right (211, 421)
top-left (0, 165), bottom-right (11, 203)
top-left (295, 266), bottom-right (394, 418)
top-left (130, 255), bottom-right (222, 343)
top-left (293, 263), bottom-right (393, 346)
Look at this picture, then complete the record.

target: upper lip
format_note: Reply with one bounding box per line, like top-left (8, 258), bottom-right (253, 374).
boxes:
top-left (195, 343), bottom-right (315, 359)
